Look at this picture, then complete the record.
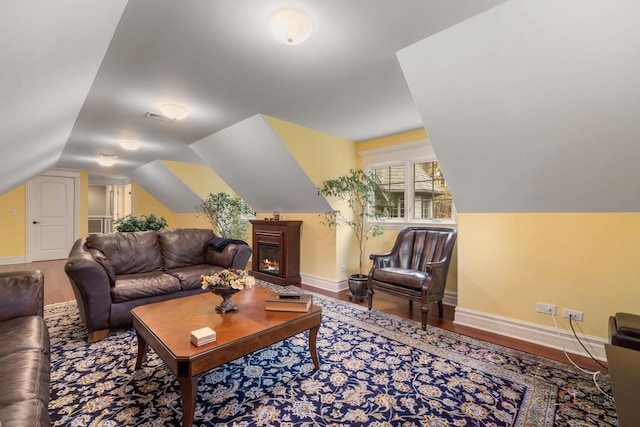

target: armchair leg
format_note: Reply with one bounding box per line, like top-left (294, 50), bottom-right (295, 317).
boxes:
top-left (89, 328), bottom-right (110, 343)
top-left (420, 305), bottom-right (428, 330)
top-left (438, 300), bottom-right (443, 318)
top-left (367, 288), bottom-right (374, 310)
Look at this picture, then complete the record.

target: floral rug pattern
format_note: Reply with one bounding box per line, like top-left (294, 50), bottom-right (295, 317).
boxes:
top-left (45, 283), bottom-right (616, 426)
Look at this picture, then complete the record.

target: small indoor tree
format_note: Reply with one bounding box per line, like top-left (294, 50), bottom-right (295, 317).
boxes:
top-left (196, 192), bottom-right (255, 240)
top-left (319, 169), bottom-right (395, 301)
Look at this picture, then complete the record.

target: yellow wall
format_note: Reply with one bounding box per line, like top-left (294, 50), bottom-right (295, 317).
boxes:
top-left (457, 213), bottom-right (640, 338)
top-left (0, 185), bottom-right (26, 257)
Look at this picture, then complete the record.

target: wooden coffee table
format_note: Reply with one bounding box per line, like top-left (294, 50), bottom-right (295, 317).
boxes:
top-left (131, 286), bottom-right (322, 427)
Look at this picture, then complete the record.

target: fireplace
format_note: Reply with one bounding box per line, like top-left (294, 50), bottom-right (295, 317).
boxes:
top-left (249, 220), bottom-right (302, 286)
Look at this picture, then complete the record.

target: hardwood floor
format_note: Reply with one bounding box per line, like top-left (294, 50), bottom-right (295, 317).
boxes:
top-left (0, 259), bottom-right (606, 372)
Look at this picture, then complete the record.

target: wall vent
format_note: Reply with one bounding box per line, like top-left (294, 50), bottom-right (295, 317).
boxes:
top-left (145, 111), bottom-right (174, 122)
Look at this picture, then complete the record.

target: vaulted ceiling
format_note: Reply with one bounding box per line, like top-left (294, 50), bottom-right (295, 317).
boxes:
top-left (0, 0), bottom-right (503, 203)
top-left (3, 0), bottom-right (638, 215)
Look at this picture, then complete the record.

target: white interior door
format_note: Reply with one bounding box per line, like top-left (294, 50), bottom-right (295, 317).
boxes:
top-left (27, 174), bottom-right (76, 261)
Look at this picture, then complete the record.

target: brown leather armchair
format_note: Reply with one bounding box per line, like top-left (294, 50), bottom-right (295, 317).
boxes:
top-left (367, 227), bottom-right (457, 330)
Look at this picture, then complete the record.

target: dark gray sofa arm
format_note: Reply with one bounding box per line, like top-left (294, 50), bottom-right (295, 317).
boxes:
top-left (206, 243), bottom-right (253, 270)
top-left (64, 238), bottom-right (112, 334)
top-left (0, 270), bottom-right (44, 322)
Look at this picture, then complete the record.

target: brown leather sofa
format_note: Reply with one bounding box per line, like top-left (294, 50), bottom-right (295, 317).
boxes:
top-left (64, 228), bottom-right (252, 342)
top-left (0, 270), bottom-right (51, 427)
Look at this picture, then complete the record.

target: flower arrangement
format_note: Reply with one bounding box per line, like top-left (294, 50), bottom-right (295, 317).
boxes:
top-left (201, 269), bottom-right (255, 291)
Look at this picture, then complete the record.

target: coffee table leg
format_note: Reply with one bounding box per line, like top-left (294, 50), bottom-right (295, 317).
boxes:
top-left (134, 330), bottom-right (148, 369)
top-left (178, 375), bottom-right (199, 427)
top-left (309, 324), bottom-right (320, 370)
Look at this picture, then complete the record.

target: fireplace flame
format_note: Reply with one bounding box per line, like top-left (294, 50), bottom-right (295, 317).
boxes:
top-left (260, 258), bottom-right (279, 271)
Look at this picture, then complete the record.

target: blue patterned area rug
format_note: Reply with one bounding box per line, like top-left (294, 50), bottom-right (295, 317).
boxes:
top-left (45, 283), bottom-right (616, 426)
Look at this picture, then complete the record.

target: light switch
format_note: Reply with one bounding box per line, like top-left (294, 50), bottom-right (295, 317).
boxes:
top-left (9, 209), bottom-right (16, 216)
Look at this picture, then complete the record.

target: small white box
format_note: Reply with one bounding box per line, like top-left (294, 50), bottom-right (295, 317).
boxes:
top-left (190, 327), bottom-right (216, 346)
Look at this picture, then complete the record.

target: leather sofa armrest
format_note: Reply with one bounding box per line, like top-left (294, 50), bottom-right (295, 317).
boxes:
top-left (0, 270), bottom-right (44, 321)
top-left (64, 239), bottom-right (112, 333)
top-left (206, 243), bottom-right (253, 270)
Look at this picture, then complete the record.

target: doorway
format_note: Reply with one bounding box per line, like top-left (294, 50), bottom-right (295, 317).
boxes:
top-left (26, 170), bottom-right (79, 261)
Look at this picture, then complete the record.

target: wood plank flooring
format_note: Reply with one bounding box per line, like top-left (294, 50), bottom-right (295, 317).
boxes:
top-left (0, 259), bottom-right (606, 372)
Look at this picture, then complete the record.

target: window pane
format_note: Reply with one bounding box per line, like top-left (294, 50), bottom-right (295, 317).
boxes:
top-left (414, 162), bottom-right (452, 219)
top-left (374, 165), bottom-right (405, 218)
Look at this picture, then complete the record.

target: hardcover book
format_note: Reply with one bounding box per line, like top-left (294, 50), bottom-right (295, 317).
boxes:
top-left (265, 293), bottom-right (312, 312)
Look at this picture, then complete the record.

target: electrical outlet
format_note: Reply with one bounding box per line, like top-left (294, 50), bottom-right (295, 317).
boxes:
top-left (536, 302), bottom-right (556, 315)
top-left (563, 309), bottom-right (583, 321)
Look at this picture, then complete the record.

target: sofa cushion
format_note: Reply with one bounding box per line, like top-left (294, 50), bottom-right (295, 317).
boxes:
top-left (0, 316), bottom-right (49, 357)
top-left (167, 264), bottom-right (223, 290)
top-left (158, 228), bottom-right (215, 269)
top-left (86, 231), bottom-right (163, 275)
top-left (110, 272), bottom-right (182, 303)
top-left (0, 349), bottom-right (50, 407)
top-left (0, 399), bottom-right (51, 427)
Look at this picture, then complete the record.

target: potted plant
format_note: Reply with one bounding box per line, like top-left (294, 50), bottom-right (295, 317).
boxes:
top-left (196, 192), bottom-right (255, 240)
top-left (319, 169), bottom-right (395, 301)
top-left (113, 213), bottom-right (168, 232)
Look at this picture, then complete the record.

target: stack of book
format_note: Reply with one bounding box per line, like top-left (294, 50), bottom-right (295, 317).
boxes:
top-left (190, 327), bottom-right (217, 346)
top-left (265, 293), bottom-right (313, 312)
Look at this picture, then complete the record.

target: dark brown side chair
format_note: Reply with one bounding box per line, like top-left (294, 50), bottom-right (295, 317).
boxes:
top-left (367, 227), bottom-right (457, 330)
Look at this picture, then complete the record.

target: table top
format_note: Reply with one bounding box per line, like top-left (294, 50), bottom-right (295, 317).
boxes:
top-left (131, 286), bottom-right (322, 361)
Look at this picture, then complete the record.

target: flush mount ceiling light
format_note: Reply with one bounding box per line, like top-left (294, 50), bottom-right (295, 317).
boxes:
top-left (159, 103), bottom-right (189, 120)
top-left (267, 8), bottom-right (314, 45)
top-left (119, 139), bottom-right (141, 150)
top-left (97, 154), bottom-right (118, 167)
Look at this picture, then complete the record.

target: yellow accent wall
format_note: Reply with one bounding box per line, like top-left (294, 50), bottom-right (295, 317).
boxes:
top-left (357, 128), bottom-right (428, 151)
top-left (0, 185), bottom-right (26, 257)
top-left (457, 213), bottom-right (640, 338)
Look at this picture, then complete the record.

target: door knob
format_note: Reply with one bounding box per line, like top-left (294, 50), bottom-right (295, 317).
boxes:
top-left (32, 220), bottom-right (40, 224)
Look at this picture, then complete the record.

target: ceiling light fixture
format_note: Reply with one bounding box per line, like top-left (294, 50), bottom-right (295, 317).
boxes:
top-left (119, 139), bottom-right (141, 150)
top-left (159, 103), bottom-right (189, 120)
top-left (267, 9), bottom-right (314, 45)
top-left (97, 154), bottom-right (118, 167)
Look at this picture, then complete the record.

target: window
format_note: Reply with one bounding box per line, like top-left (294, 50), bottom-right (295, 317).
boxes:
top-left (413, 161), bottom-right (452, 220)
top-left (362, 140), bottom-right (456, 225)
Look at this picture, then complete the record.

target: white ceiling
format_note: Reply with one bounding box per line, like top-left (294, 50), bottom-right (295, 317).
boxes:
top-left (0, 0), bottom-right (504, 193)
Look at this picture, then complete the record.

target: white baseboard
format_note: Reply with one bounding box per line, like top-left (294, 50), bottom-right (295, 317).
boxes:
top-left (296, 279), bottom-right (606, 362)
top-left (0, 256), bottom-right (26, 265)
top-left (301, 274), bottom-right (459, 307)
top-left (300, 273), bottom-right (348, 293)
top-left (455, 307), bottom-right (608, 362)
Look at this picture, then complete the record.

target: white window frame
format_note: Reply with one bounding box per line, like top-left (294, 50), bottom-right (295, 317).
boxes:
top-left (360, 140), bottom-right (457, 229)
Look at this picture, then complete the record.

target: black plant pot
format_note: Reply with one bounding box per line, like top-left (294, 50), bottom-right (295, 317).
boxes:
top-left (348, 274), bottom-right (368, 302)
